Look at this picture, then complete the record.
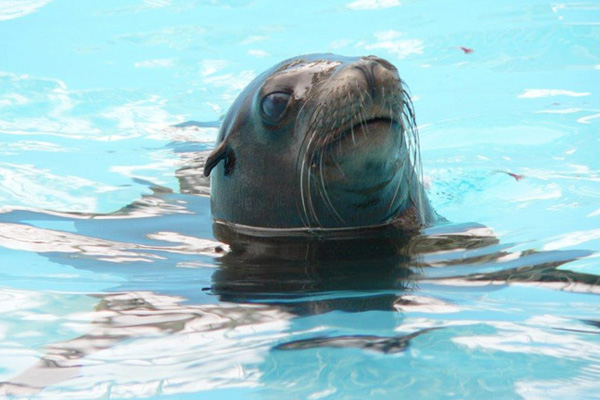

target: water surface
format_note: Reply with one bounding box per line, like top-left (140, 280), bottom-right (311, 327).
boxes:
top-left (0, 1), bottom-right (599, 399)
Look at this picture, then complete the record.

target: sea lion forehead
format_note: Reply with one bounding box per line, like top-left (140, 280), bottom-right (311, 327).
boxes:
top-left (275, 53), bottom-right (360, 72)
top-left (277, 59), bottom-right (342, 74)
top-left (261, 55), bottom-right (359, 99)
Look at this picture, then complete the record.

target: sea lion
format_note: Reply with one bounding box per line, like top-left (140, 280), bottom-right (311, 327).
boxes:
top-left (203, 54), bottom-right (437, 238)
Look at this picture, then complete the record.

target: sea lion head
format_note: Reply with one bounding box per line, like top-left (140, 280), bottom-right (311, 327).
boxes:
top-left (204, 53), bottom-right (433, 233)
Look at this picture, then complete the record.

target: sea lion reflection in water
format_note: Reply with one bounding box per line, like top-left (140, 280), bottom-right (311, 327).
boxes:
top-left (201, 53), bottom-right (447, 349)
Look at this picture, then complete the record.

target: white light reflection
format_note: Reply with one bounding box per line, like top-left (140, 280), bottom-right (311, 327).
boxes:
top-left (588, 208), bottom-right (600, 217)
top-left (143, 0), bottom-right (172, 8)
top-left (201, 59), bottom-right (229, 77)
top-left (0, 71), bottom-right (183, 141)
top-left (394, 295), bottom-right (461, 313)
top-left (518, 89), bottom-right (591, 98)
top-left (543, 229), bottom-right (600, 251)
top-left (0, 291), bottom-right (291, 398)
top-left (453, 320), bottom-right (600, 359)
top-left (577, 112), bottom-right (600, 124)
top-left (452, 317), bottom-right (600, 399)
top-left (0, 163), bottom-right (103, 212)
top-left (347, 0), bottom-right (401, 10)
top-left (0, 223), bottom-right (227, 262)
top-left (134, 58), bottom-right (176, 68)
top-left (0, 0), bottom-right (52, 21)
top-left (247, 49), bottom-right (269, 57)
top-left (360, 30), bottom-right (424, 59)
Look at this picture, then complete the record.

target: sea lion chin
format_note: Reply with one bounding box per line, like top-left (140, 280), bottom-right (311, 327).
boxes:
top-left (203, 53), bottom-right (436, 235)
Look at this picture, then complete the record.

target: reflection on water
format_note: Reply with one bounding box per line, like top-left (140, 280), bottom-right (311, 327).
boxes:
top-left (0, 166), bottom-right (597, 397)
top-left (1, 290), bottom-right (292, 397)
top-left (275, 327), bottom-right (442, 354)
top-left (0, 0), bottom-right (599, 398)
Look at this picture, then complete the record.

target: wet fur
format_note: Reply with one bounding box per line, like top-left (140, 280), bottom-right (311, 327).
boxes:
top-left (205, 54), bottom-right (436, 232)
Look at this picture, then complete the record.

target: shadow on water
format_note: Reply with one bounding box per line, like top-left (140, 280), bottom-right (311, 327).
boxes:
top-left (0, 148), bottom-right (597, 397)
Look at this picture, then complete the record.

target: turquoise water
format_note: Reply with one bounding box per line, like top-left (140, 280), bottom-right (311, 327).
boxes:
top-left (0, 0), bottom-right (599, 399)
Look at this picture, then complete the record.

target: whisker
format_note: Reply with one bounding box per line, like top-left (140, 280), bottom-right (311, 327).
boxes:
top-left (318, 150), bottom-right (345, 223)
top-left (350, 115), bottom-right (356, 146)
top-left (399, 84), bottom-right (427, 223)
top-left (295, 91), bottom-right (324, 228)
top-left (306, 140), bottom-right (322, 228)
top-left (292, 65), bottom-right (428, 228)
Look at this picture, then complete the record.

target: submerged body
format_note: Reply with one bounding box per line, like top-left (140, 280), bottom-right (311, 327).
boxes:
top-left (204, 54), bottom-right (436, 239)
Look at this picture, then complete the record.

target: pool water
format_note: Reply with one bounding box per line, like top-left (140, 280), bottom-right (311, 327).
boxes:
top-left (0, 0), bottom-right (599, 399)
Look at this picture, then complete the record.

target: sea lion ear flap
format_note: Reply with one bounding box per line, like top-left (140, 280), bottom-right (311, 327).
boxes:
top-left (203, 140), bottom-right (230, 177)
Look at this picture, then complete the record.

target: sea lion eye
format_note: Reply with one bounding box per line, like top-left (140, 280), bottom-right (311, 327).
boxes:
top-left (261, 92), bottom-right (291, 122)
